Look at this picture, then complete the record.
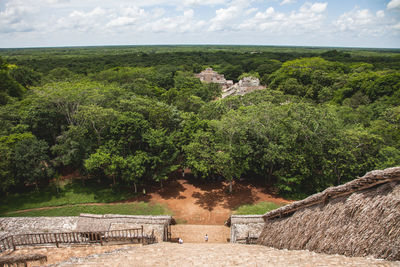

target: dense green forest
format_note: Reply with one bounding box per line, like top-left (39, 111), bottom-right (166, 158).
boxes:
top-left (0, 45), bottom-right (399, 199)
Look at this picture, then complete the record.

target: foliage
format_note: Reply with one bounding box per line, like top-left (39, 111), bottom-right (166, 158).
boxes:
top-left (0, 70), bottom-right (25, 104)
top-left (0, 132), bottom-right (36, 192)
top-left (0, 47), bottom-right (399, 199)
top-left (0, 178), bottom-right (133, 214)
top-left (9, 66), bottom-right (42, 87)
top-left (2, 202), bottom-right (172, 217)
top-left (13, 136), bottom-right (54, 189)
top-left (238, 71), bottom-right (260, 80)
top-left (233, 201), bottom-right (282, 215)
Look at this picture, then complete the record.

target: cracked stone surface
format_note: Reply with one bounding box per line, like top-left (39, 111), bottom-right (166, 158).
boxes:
top-left (52, 243), bottom-right (399, 267)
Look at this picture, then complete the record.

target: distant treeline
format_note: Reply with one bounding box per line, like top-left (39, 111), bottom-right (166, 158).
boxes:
top-left (0, 46), bottom-right (399, 198)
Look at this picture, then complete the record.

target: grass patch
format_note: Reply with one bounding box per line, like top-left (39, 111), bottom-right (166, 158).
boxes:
top-left (233, 201), bottom-right (283, 215)
top-left (175, 218), bottom-right (188, 224)
top-left (2, 202), bottom-right (172, 217)
top-left (0, 179), bottom-right (133, 214)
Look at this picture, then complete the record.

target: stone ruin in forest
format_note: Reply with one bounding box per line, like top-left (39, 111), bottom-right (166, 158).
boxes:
top-left (195, 68), bottom-right (233, 90)
top-left (195, 68), bottom-right (266, 98)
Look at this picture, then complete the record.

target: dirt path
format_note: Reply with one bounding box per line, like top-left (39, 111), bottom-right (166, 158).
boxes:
top-left (145, 179), bottom-right (290, 225)
top-left (6, 179), bottom-right (290, 225)
top-left (170, 225), bottom-right (229, 243)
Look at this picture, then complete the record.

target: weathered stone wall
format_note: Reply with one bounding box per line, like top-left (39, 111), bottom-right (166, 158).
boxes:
top-left (229, 215), bottom-right (264, 243)
top-left (222, 76), bottom-right (265, 98)
top-left (0, 214), bottom-right (173, 242)
top-left (0, 217), bottom-right (79, 239)
top-left (195, 68), bottom-right (233, 90)
top-left (77, 214), bottom-right (172, 242)
top-left (239, 77), bottom-right (260, 87)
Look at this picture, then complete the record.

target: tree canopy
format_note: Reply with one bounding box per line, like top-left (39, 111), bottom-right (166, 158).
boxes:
top-left (0, 47), bottom-right (399, 198)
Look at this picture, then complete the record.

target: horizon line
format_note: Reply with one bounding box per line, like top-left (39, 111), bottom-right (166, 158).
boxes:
top-left (1, 44), bottom-right (400, 50)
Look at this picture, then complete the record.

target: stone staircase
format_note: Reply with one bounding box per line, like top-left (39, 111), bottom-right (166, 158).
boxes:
top-left (170, 225), bottom-right (230, 243)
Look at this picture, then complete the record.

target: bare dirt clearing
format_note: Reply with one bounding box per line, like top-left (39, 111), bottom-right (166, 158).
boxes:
top-left (142, 179), bottom-right (291, 224)
top-left (8, 179), bottom-right (290, 225)
top-left (170, 224), bottom-right (230, 243)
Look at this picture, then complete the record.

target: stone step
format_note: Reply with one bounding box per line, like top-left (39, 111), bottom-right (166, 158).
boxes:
top-left (170, 224), bottom-right (229, 243)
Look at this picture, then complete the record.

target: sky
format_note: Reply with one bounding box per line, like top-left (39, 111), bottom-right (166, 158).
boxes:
top-left (0, 0), bottom-right (399, 48)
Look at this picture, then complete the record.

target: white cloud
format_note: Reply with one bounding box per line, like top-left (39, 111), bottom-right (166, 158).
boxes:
top-left (209, 6), bottom-right (241, 31)
top-left (387, 0), bottom-right (400, 10)
top-left (304, 2), bottom-right (327, 13)
top-left (208, 0), bottom-right (251, 31)
top-left (44, 0), bottom-right (70, 4)
top-left (34, 2), bottom-right (206, 35)
top-left (376, 10), bottom-right (385, 18)
top-left (239, 2), bottom-right (328, 34)
top-left (182, 0), bottom-right (227, 6)
top-left (280, 0), bottom-right (296, 5)
top-left (56, 7), bottom-right (107, 32)
top-left (0, 0), bottom-right (37, 33)
top-left (333, 8), bottom-right (395, 37)
top-left (245, 8), bottom-right (258, 15)
top-left (107, 17), bottom-right (138, 27)
top-left (106, 6), bottom-right (147, 28)
top-left (0, 0), bottom-right (399, 48)
top-left (141, 9), bottom-right (206, 33)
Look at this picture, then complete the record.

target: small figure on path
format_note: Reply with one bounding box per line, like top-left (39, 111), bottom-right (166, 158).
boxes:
top-left (179, 238), bottom-right (183, 244)
top-left (204, 234), bottom-right (208, 242)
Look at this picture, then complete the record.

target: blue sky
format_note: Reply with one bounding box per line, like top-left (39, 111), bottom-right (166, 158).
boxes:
top-left (0, 0), bottom-right (399, 48)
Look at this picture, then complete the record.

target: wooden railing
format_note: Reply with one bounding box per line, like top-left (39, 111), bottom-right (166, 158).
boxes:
top-left (0, 227), bottom-right (155, 253)
top-left (235, 232), bottom-right (258, 244)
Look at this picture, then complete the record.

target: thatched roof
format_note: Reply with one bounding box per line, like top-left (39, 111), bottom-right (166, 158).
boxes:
top-left (263, 167), bottom-right (400, 221)
top-left (258, 167), bottom-right (400, 261)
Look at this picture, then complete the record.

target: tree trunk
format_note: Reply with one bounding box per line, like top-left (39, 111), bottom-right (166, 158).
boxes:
top-left (56, 178), bottom-right (60, 195)
top-left (337, 174), bottom-right (341, 186)
top-left (229, 180), bottom-right (232, 193)
top-left (265, 167), bottom-right (274, 185)
top-left (334, 166), bottom-right (342, 185)
top-left (268, 167), bottom-right (273, 183)
top-left (160, 179), bottom-right (163, 189)
top-left (134, 182), bottom-right (137, 193)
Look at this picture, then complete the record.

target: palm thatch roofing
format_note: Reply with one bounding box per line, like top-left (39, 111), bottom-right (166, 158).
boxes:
top-left (263, 167), bottom-right (400, 221)
top-left (258, 167), bottom-right (400, 261)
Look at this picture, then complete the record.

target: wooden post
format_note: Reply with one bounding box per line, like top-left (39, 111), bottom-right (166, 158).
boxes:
top-left (4, 237), bottom-right (10, 251)
top-left (11, 235), bottom-right (16, 251)
top-left (54, 233), bottom-right (59, 248)
top-left (9, 236), bottom-right (13, 250)
top-left (141, 226), bottom-right (144, 245)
